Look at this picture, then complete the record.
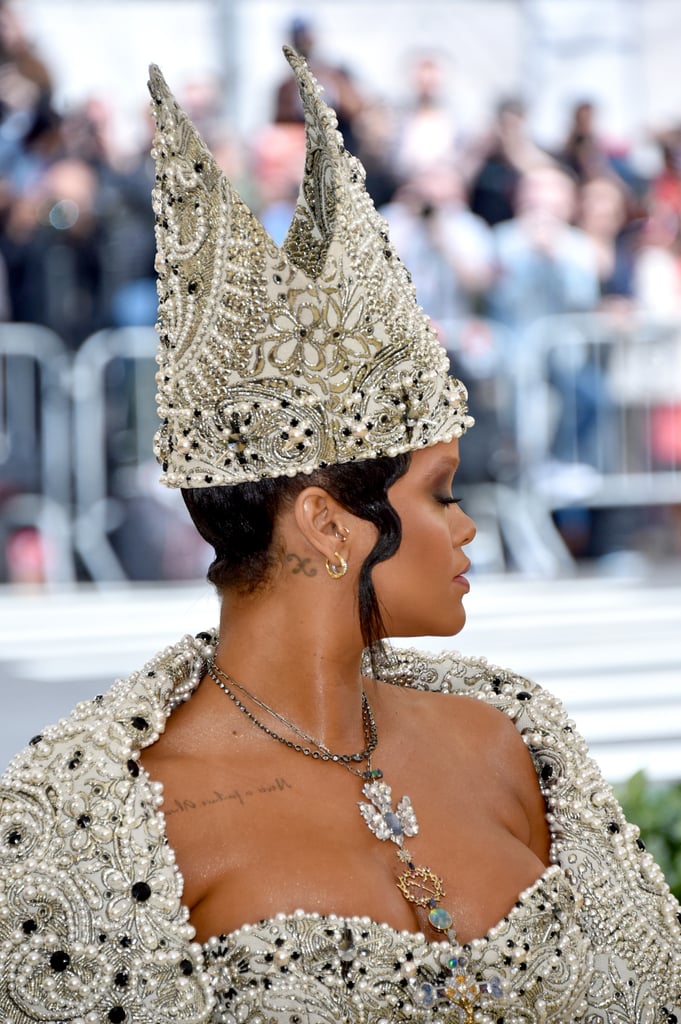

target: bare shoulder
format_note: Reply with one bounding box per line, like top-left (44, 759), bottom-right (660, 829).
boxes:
top-left (378, 682), bottom-right (551, 862)
top-left (141, 675), bottom-right (230, 769)
top-left (381, 680), bottom-right (523, 746)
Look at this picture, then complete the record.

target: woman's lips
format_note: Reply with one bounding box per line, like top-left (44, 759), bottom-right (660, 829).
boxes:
top-left (453, 561), bottom-right (471, 590)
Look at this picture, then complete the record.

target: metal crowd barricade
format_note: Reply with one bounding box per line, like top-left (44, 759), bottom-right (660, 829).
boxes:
top-left (439, 317), bottom-right (565, 574)
top-left (72, 326), bottom-right (160, 582)
top-left (0, 324), bottom-right (74, 582)
top-left (512, 312), bottom-right (681, 573)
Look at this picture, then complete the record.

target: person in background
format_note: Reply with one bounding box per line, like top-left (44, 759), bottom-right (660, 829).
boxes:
top-left (381, 164), bottom-right (494, 326)
top-left (2, 156), bottom-right (103, 348)
top-left (576, 175), bottom-right (637, 308)
top-left (468, 97), bottom-right (549, 227)
top-left (557, 100), bottom-right (612, 185)
top-left (274, 16), bottom-right (364, 154)
top-left (0, 0), bottom-right (53, 164)
top-left (393, 51), bottom-right (461, 183)
top-left (650, 128), bottom-right (681, 218)
top-left (488, 162), bottom-right (599, 331)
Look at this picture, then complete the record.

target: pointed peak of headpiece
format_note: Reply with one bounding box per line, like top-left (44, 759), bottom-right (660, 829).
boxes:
top-left (148, 63), bottom-right (167, 95)
top-left (279, 46), bottom-right (350, 277)
top-left (147, 63), bottom-right (181, 118)
top-left (282, 45), bottom-right (343, 155)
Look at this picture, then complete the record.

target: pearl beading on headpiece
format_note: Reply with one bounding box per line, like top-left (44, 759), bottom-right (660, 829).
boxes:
top-left (148, 50), bottom-right (473, 488)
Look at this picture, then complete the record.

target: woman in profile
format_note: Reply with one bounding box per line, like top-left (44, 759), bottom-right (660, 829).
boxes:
top-left (0, 49), bottom-right (679, 1024)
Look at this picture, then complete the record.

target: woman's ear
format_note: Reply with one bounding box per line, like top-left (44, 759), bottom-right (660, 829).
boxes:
top-left (293, 487), bottom-right (351, 562)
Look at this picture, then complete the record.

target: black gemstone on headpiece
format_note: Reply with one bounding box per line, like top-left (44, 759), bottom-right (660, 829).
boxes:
top-left (50, 950), bottom-right (71, 972)
top-left (131, 717), bottom-right (148, 731)
top-left (22, 919), bottom-right (37, 934)
top-left (180, 958), bottom-right (193, 975)
top-left (114, 972), bottom-right (129, 987)
top-left (29, 734), bottom-right (43, 746)
top-left (108, 1006), bottom-right (126, 1023)
top-left (127, 759), bottom-right (140, 778)
top-left (131, 881), bottom-right (152, 902)
top-left (7, 830), bottom-right (22, 846)
top-left (77, 814), bottom-right (91, 829)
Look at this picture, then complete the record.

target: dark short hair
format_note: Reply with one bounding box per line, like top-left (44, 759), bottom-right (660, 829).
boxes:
top-left (182, 453), bottom-right (411, 664)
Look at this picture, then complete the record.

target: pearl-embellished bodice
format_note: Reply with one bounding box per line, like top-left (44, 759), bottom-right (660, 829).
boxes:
top-left (1, 632), bottom-right (679, 1024)
top-left (203, 867), bottom-right (598, 1024)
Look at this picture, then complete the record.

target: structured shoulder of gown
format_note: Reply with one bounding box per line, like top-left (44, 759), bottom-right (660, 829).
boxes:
top-left (0, 630), bottom-right (217, 1024)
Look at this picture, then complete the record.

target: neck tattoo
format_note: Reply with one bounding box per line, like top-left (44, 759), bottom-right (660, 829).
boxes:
top-left (206, 657), bottom-right (504, 1020)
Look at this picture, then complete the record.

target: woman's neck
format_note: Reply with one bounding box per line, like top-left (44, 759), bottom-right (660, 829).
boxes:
top-left (213, 584), bottom-right (374, 754)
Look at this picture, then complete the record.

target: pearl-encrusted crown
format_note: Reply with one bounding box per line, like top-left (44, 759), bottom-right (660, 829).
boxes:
top-left (148, 49), bottom-right (473, 488)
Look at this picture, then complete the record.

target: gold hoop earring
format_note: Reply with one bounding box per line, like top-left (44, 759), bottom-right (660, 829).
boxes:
top-left (325, 552), bottom-right (348, 579)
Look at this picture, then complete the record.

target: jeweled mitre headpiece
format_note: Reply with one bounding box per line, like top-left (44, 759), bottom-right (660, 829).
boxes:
top-left (148, 49), bottom-right (472, 487)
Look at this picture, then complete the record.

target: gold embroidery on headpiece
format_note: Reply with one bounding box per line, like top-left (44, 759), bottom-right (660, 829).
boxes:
top-left (148, 48), bottom-right (473, 488)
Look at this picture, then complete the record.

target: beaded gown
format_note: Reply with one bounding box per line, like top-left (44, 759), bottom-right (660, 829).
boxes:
top-left (1, 631), bottom-right (679, 1024)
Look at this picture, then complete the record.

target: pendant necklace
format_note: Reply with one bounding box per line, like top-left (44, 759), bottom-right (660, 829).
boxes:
top-left (206, 657), bottom-right (504, 1019)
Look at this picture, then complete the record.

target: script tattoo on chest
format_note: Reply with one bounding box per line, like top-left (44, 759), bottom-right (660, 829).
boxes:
top-left (164, 775), bottom-right (293, 816)
top-left (286, 552), bottom-right (317, 576)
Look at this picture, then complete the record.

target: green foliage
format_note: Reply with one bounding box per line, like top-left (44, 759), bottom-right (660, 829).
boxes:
top-left (616, 771), bottom-right (681, 902)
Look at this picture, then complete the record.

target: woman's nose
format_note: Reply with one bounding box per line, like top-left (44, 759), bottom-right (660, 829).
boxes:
top-left (454, 505), bottom-right (476, 547)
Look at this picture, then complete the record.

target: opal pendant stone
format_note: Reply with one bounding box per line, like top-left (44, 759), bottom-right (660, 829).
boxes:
top-left (428, 906), bottom-right (453, 931)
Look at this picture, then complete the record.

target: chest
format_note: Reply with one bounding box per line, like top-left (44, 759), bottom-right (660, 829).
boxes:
top-left (150, 735), bottom-right (546, 946)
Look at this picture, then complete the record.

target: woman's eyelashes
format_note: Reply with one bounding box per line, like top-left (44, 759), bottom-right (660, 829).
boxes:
top-left (435, 493), bottom-right (463, 507)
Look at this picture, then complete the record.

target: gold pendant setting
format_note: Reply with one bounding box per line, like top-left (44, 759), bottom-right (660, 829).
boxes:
top-left (397, 864), bottom-right (445, 908)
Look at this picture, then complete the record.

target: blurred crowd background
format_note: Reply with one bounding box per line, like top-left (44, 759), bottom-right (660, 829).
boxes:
top-left (1, 0), bottom-right (681, 584)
